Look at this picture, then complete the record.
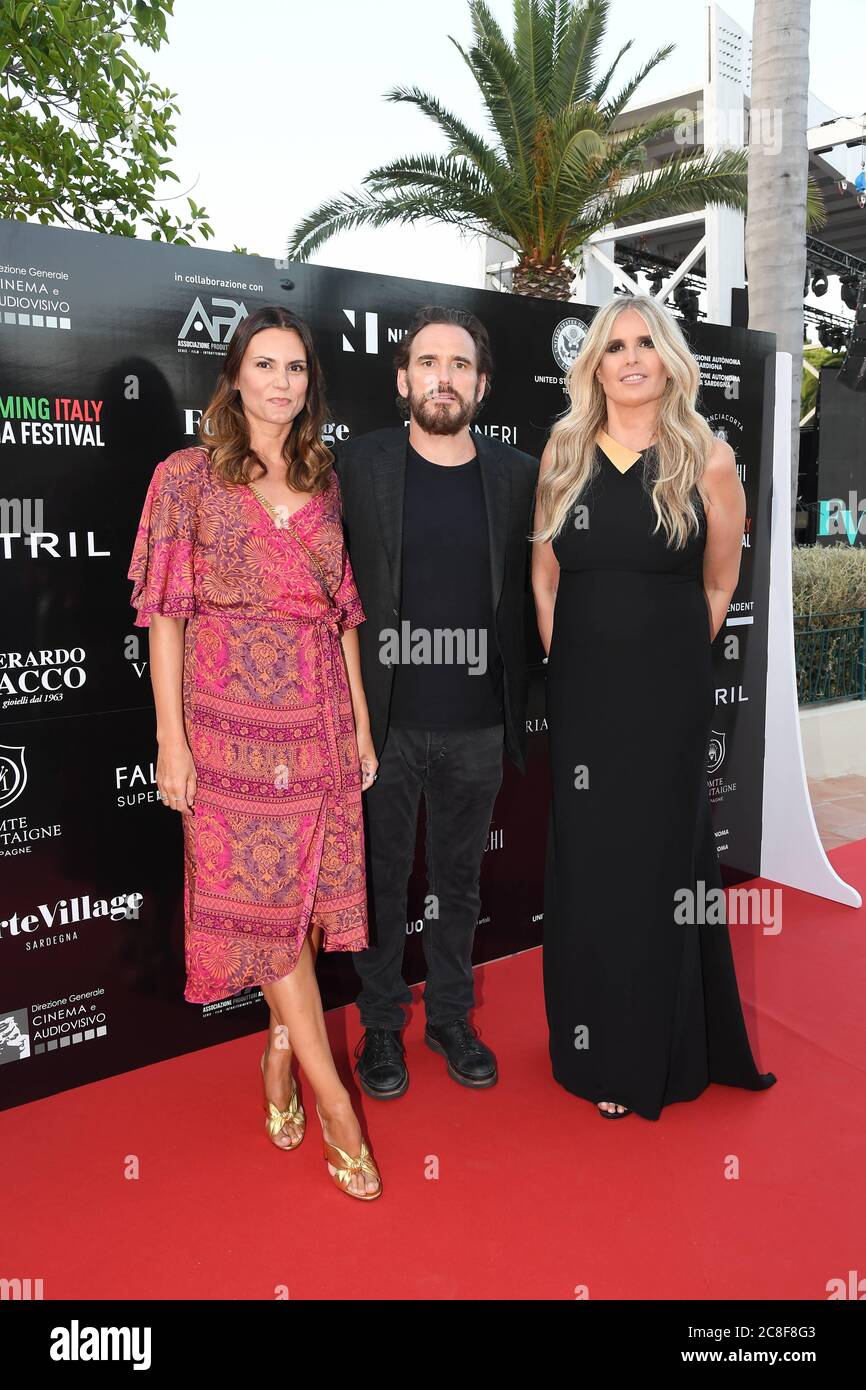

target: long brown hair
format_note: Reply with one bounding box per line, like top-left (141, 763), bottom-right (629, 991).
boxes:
top-left (199, 306), bottom-right (333, 491)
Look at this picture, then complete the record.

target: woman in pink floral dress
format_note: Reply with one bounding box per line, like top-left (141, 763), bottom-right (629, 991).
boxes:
top-left (129, 307), bottom-right (382, 1200)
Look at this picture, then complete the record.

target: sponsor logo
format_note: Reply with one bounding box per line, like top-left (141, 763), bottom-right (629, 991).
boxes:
top-left (340, 308), bottom-right (409, 355)
top-left (30, 988), bottom-right (109, 1053)
top-left (0, 265), bottom-right (72, 330)
top-left (0, 528), bottom-right (110, 559)
top-left (341, 309), bottom-right (379, 354)
top-left (0, 648), bottom-right (87, 713)
top-left (0, 744), bottom-right (26, 809)
top-left (115, 762), bottom-right (161, 809)
top-left (0, 743), bottom-right (62, 854)
top-left (0, 892), bottom-right (143, 945)
top-left (473, 422), bottom-right (519, 445)
top-left (706, 411), bottom-right (745, 481)
top-left (707, 729), bottom-right (737, 807)
top-left (715, 686), bottom-right (749, 705)
top-left (707, 730), bottom-right (726, 773)
top-left (726, 600), bottom-right (755, 628)
top-left (0, 1007), bottom-right (30, 1062)
top-left (177, 297), bottom-right (247, 355)
top-left (182, 406), bottom-right (351, 446)
top-left (0, 396), bottom-right (104, 447)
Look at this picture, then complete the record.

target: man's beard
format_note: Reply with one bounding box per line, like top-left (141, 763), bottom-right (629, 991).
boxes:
top-left (407, 385), bottom-right (477, 436)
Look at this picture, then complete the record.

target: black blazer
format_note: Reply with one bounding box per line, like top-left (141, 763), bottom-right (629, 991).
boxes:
top-left (333, 426), bottom-right (540, 773)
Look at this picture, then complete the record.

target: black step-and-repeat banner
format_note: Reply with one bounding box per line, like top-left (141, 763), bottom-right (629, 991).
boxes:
top-left (0, 223), bottom-right (776, 1108)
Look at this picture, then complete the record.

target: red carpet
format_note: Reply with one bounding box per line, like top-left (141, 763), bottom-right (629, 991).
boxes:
top-left (3, 840), bottom-right (864, 1301)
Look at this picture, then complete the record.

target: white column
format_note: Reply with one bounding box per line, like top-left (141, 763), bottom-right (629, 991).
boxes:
top-left (703, 3), bottom-right (748, 326)
top-left (570, 231), bottom-right (616, 305)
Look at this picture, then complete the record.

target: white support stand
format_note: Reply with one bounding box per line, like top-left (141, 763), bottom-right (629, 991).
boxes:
top-left (760, 352), bottom-right (861, 907)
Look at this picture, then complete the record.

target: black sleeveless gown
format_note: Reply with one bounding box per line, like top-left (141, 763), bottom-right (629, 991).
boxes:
top-left (542, 440), bottom-right (776, 1120)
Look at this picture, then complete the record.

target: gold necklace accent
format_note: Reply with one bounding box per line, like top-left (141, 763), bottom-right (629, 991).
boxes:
top-left (248, 481), bottom-right (286, 526)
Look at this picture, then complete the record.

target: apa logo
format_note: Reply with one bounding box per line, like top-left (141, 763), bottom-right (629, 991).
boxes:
top-left (178, 297), bottom-right (247, 353)
top-left (707, 730), bottom-right (726, 774)
top-left (0, 745), bottom-right (27, 810)
top-left (341, 309), bottom-right (379, 354)
top-left (551, 317), bottom-right (588, 374)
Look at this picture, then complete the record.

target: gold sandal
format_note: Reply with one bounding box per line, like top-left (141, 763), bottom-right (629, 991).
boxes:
top-left (318, 1108), bottom-right (382, 1200)
top-left (260, 1050), bottom-right (305, 1150)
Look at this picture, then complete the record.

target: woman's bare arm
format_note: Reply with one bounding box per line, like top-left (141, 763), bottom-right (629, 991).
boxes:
top-left (149, 613), bottom-right (196, 814)
top-left (531, 441), bottom-right (560, 657)
top-left (701, 439), bottom-right (746, 641)
top-left (340, 626), bottom-right (378, 790)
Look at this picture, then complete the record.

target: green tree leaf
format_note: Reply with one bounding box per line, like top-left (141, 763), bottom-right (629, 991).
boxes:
top-left (0, 0), bottom-right (212, 245)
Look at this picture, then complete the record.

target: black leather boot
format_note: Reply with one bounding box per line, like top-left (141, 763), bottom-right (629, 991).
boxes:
top-left (424, 1018), bottom-right (498, 1088)
top-left (354, 1028), bottom-right (409, 1099)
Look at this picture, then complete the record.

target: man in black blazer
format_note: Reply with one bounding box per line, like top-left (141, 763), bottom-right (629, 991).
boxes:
top-left (333, 305), bottom-right (538, 1098)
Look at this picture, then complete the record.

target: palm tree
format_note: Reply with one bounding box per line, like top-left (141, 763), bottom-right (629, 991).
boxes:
top-left (745, 0), bottom-right (813, 539)
top-left (289, 0), bottom-right (816, 300)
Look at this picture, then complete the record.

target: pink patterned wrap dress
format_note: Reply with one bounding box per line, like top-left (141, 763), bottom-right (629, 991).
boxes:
top-left (128, 446), bottom-right (369, 1004)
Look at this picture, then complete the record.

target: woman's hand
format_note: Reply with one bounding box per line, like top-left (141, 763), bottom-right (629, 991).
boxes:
top-left (157, 739), bottom-right (197, 814)
top-left (357, 726), bottom-right (378, 792)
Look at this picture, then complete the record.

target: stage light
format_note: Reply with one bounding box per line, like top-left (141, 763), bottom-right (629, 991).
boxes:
top-left (818, 325), bottom-right (831, 348)
top-left (841, 277), bottom-right (860, 311)
top-left (811, 271), bottom-right (829, 297)
top-left (674, 283), bottom-right (699, 321)
top-left (649, 272), bottom-right (664, 295)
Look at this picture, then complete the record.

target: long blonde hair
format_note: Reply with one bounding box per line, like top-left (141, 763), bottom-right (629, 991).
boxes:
top-left (533, 293), bottom-right (715, 548)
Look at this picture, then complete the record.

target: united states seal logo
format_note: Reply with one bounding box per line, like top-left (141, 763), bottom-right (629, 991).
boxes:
top-left (552, 317), bottom-right (588, 373)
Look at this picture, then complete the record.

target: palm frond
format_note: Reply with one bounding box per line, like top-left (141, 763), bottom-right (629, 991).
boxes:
top-left (287, 188), bottom-right (507, 262)
top-left (806, 174), bottom-right (827, 231)
top-left (541, 0), bottom-right (571, 59)
top-left (363, 152), bottom-right (529, 243)
top-left (587, 40), bottom-right (633, 106)
top-left (597, 44), bottom-right (676, 122)
top-left (548, 0), bottom-right (607, 114)
top-left (587, 148), bottom-right (749, 236)
top-left (384, 84), bottom-right (509, 186)
top-left (513, 0), bottom-right (555, 111)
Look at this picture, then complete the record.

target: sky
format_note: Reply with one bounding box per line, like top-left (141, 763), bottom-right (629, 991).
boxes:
top-left (136, 0), bottom-right (866, 288)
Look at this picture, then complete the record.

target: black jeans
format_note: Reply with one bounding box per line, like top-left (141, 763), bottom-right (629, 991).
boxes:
top-left (353, 723), bottom-right (504, 1030)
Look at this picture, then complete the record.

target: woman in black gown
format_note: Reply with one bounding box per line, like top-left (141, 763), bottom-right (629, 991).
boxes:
top-left (531, 292), bottom-right (776, 1121)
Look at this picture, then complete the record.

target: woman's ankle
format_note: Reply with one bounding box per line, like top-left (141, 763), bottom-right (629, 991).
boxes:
top-left (316, 1089), bottom-right (354, 1125)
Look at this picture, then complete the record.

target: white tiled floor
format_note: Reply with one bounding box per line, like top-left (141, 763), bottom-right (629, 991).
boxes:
top-left (806, 775), bottom-right (866, 850)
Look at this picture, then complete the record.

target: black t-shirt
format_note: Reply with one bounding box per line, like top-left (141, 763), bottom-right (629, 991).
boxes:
top-left (388, 441), bottom-right (504, 730)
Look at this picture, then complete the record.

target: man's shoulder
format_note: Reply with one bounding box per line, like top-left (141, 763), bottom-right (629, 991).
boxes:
top-left (335, 425), bottom-right (406, 466)
top-left (478, 435), bottom-right (539, 481)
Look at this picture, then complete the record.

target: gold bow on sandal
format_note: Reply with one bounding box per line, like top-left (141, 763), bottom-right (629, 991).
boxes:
top-left (260, 1050), bottom-right (306, 1150)
top-left (322, 1135), bottom-right (382, 1201)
